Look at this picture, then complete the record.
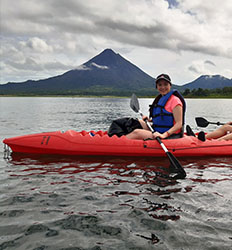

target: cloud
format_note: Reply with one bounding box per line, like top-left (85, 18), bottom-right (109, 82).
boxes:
top-left (90, 63), bottom-right (109, 70)
top-left (21, 37), bottom-right (53, 53)
top-left (204, 60), bottom-right (216, 67)
top-left (1, 0), bottom-right (232, 57)
top-left (188, 59), bottom-right (217, 75)
top-left (0, 0), bottom-right (232, 84)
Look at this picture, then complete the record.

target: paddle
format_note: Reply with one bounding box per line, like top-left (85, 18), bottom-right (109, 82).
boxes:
top-left (195, 117), bottom-right (225, 128)
top-left (130, 94), bottom-right (186, 179)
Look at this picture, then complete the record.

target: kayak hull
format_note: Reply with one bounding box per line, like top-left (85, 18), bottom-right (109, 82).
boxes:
top-left (3, 130), bottom-right (232, 157)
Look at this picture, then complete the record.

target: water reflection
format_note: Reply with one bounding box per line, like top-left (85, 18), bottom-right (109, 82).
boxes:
top-left (7, 154), bottom-right (231, 224)
top-left (5, 153), bottom-right (184, 223)
top-left (8, 153), bottom-right (177, 184)
top-left (8, 153), bottom-right (232, 182)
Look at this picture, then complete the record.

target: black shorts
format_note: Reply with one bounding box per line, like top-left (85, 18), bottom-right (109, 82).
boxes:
top-left (165, 133), bottom-right (182, 139)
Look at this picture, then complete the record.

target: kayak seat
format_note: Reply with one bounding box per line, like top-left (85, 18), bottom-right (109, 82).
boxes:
top-left (198, 131), bottom-right (206, 141)
top-left (186, 125), bottom-right (196, 137)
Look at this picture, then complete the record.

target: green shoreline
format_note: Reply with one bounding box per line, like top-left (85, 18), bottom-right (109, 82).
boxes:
top-left (1, 86), bottom-right (232, 98)
top-left (0, 94), bottom-right (231, 98)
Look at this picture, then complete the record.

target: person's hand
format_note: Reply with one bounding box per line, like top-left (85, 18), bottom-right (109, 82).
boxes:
top-left (142, 115), bottom-right (148, 121)
top-left (152, 131), bottom-right (166, 139)
top-left (142, 116), bottom-right (152, 122)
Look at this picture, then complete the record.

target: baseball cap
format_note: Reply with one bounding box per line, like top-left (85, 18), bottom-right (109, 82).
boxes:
top-left (155, 74), bottom-right (172, 84)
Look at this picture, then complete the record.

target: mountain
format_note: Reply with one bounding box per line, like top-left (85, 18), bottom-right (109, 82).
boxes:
top-left (183, 75), bottom-right (232, 90)
top-left (1, 49), bottom-right (231, 96)
top-left (0, 49), bottom-right (155, 96)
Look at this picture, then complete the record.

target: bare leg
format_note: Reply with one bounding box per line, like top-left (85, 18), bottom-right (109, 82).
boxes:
top-left (126, 128), bottom-right (153, 140)
top-left (206, 123), bottom-right (232, 140)
top-left (217, 133), bottom-right (232, 141)
top-left (126, 119), bottom-right (153, 140)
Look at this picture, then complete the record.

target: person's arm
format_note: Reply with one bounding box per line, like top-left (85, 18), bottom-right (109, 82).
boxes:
top-left (167, 104), bottom-right (183, 134)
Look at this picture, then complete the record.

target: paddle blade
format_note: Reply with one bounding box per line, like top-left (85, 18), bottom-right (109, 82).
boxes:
top-left (195, 117), bottom-right (209, 127)
top-left (130, 94), bottom-right (140, 113)
top-left (155, 137), bottom-right (186, 179)
top-left (166, 152), bottom-right (186, 179)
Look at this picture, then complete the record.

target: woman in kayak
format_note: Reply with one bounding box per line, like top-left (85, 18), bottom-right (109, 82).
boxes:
top-left (126, 74), bottom-right (186, 140)
top-left (205, 122), bottom-right (232, 141)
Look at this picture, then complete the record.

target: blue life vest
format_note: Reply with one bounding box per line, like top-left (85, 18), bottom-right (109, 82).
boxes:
top-left (149, 90), bottom-right (186, 135)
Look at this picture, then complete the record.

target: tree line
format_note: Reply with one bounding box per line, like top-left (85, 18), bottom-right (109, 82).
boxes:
top-left (1, 86), bottom-right (232, 98)
top-left (181, 87), bottom-right (232, 98)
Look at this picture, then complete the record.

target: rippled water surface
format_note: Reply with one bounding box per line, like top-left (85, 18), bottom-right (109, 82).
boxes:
top-left (0, 97), bottom-right (232, 250)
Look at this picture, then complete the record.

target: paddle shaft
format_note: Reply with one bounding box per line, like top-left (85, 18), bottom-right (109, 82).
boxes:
top-left (138, 111), bottom-right (171, 154)
top-left (209, 121), bottom-right (225, 126)
top-left (141, 114), bottom-right (154, 132)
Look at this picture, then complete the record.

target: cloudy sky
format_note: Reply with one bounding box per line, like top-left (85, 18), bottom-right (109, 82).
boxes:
top-left (1, 0), bottom-right (232, 85)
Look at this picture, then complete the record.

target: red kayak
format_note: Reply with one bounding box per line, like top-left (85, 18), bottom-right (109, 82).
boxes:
top-left (3, 130), bottom-right (232, 157)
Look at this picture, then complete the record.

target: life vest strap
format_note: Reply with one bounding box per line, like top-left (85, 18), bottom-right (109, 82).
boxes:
top-left (152, 113), bottom-right (173, 118)
top-left (153, 124), bottom-right (172, 128)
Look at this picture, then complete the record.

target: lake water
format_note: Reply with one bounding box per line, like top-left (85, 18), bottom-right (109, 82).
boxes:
top-left (0, 97), bottom-right (232, 250)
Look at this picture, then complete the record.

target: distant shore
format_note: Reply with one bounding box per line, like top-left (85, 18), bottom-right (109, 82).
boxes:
top-left (0, 94), bottom-right (231, 98)
top-left (1, 86), bottom-right (232, 98)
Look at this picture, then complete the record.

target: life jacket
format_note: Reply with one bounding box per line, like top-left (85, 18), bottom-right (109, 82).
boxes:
top-left (149, 90), bottom-right (186, 135)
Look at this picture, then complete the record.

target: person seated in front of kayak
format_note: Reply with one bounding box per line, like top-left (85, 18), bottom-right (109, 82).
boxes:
top-left (204, 122), bottom-right (232, 141)
top-left (126, 74), bottom-right (186, 140)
